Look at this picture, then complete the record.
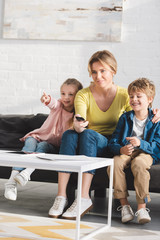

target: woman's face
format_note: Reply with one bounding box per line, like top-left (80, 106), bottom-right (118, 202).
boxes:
top-left (91, 61), bottom-right (114, 89)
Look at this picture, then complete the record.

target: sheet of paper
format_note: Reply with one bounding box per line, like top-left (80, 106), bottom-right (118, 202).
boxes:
top-left (36, 154), bottom-right (91, 161)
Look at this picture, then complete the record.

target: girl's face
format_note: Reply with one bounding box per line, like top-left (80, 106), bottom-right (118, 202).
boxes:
top-left (129, 90), bottom-right (153, 112)
top-left (91, 61), bottom-right (114, 89)
top-left (60, 84), bottom-right (78, 112)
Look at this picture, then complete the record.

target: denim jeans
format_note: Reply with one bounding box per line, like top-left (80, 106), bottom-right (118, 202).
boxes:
top-left (59, 129), bottom-right (109, 174)
top-left (13, 137), bottom-right (59, 171)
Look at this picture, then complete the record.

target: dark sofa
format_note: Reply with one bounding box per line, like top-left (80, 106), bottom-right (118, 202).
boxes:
top-left (0, 114), bottom-right (160, 204)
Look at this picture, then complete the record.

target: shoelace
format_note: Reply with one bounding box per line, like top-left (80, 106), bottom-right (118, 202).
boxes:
top-left (135, 208), bottom-right (150, 217)
top-left (6, 185), bottom-right (16, 189)
top-left (117, 205), bottom-right (133, 216)
top-left (5, 183), bottom-right (16, 190)
top-left (67, 199), bottom-right (77, 213)
top-left (52, 198), bottom-right (64, 210)
top-left (117, 206), bottom-right (123, 212)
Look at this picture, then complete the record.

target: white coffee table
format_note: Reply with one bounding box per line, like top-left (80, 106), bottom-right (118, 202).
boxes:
top-left (0, 151), bottom-right (113, 240)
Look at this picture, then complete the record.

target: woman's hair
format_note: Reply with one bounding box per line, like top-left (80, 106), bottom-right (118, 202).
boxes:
top-left (128, 77), bottom-right (155, 107)
top-left (61, 78), bottom-right (83, 91)
top-left (88, 50), bottom-right (117, 76)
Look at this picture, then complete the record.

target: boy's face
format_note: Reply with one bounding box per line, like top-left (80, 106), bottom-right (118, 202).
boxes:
top-left (129, 90), bottom-right (153, 112)
top-left (60, 84), bottom-right (77, 112)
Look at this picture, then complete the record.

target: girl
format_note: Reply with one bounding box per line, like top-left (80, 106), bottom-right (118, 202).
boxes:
top-left (4, 78), bottom-right (83, 201)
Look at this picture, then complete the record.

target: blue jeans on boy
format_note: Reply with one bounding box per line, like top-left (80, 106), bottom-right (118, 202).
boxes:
top-left (13, 137), bottom-right (59, 171)
top-left (59, 129), bottom-right (109, 174)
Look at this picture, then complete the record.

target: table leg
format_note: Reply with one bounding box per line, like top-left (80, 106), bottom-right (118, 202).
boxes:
top-left (75, 170), bottom-right (82, 240)
top-left (80, 162), bottom-right (114, 240)
top-left (108, 161), bottom-right (114, 226)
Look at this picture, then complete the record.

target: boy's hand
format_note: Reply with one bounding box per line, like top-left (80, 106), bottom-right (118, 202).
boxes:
top-left (41, 92), bottom-right (51, 105)
top-left (120, 144), bottom-right (134, 155)
top-left (73, 114), bottom-right (89, 133)
top-left (126, 136), bottom-right (140, 147)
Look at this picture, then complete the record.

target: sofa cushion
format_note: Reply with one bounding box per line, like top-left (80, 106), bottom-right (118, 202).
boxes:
top-left (0, 114), bottom-right (48, 150)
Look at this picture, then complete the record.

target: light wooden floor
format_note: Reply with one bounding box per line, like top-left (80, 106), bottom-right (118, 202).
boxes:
top-left (0, 179), bottom-right (160, 240)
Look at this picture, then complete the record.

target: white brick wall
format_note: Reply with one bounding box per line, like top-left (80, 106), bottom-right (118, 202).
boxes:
top-left (0, 0), bottom-right (160, 114)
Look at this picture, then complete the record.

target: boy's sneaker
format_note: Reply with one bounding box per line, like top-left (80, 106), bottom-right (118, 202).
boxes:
top-left (117, 205), bottom-right (134, 223)
top-left (4, 182), bottom-right (17, 201)
top-left (62, 198), bottom-right (93, 220)
top-left (14, 171), bottom-right (30, 186)
top-left (49, 196), bottom-right (68, 218)
top-left (135, 208), bottom-right (151, 224)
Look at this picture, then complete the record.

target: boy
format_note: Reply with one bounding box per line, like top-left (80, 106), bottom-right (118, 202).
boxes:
top-left (107, 78), bottom-right (160, 224)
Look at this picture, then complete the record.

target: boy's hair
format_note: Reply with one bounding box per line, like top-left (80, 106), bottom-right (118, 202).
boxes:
top-left (61, 78), bottom-right (83, 92)
top-left (128, 78), bottom-right (155, 108)
top-left (88, 50), bottom-right (117, 77)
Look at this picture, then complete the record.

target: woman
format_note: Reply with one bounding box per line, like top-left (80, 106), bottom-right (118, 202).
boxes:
top-left (48, 50), bottom-right (160, 220)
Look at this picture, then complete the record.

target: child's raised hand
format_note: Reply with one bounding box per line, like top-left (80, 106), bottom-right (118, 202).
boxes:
top-left (40, 92), bottom-right (51, 105)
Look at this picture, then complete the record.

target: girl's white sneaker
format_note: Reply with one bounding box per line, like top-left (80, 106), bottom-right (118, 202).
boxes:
top-left (4, 182), bottom-right (17, 201)
top-left (14, 171), bottom-right (30, 186)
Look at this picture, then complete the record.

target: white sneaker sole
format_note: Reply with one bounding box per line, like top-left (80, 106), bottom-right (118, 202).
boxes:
top-left (138, 218), bottom-right (151, 224)
top-left (48, 213), bottom-right (62, 218)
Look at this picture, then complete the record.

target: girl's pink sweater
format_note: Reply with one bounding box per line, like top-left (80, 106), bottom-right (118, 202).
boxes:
top-left (20, 97), bottom-right (74, 147)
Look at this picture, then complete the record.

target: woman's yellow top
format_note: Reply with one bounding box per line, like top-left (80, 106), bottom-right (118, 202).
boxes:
top-left (74, 86), bottom-right (132, 136)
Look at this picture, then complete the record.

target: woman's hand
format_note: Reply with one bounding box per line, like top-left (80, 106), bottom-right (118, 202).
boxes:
top-left (152, 108), bottom-right (160, 123)
top-left (73, 114), bottom-right (89, 133)
top-left (40, 92), bottom-right (51, 105)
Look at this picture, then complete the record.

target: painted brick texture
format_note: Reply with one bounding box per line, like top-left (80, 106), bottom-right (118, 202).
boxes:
top-left (0, 0), bottom-right (160, 114)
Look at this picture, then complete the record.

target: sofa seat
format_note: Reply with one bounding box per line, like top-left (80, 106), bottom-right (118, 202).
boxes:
top-left (0, 113), bottom-right (160, 204)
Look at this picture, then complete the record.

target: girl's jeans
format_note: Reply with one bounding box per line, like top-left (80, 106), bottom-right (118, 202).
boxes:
top-left (13, 137), bottom-right (59, 171)
top-left (59, 129), bottom-right (109, 174)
